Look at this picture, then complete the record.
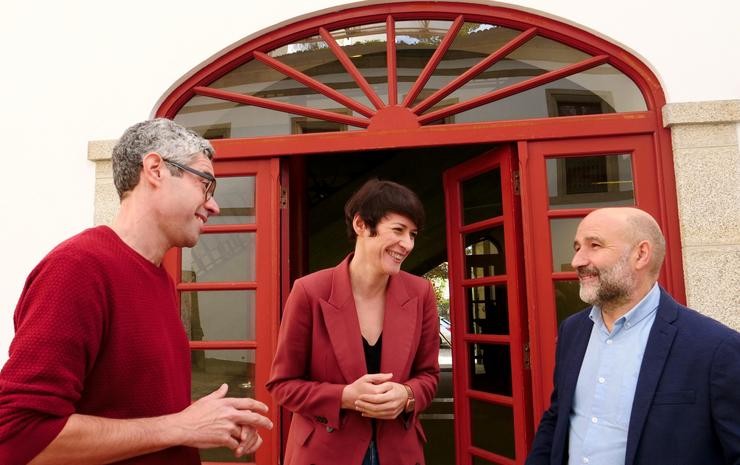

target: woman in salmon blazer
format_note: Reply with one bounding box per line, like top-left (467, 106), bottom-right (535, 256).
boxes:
top-left (267, 179), bottom-right (440, 465)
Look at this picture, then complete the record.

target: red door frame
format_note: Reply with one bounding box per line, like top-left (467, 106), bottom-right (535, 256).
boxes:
top-left (163, 158), bottom-right (281, 465)
top-left (156, 2), bottom-right (684, 462)
top-left (444, 146), bottom-right (532, 464)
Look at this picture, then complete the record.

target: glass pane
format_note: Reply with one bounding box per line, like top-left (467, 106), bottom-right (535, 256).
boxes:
top-left (449, 64), bottom-right (646, 125)
top-left (414, 23), bottom-right (522, 107)
top-left (469, 343), bottom-right (512, 396)
top-left (464, 226), bottom-right (507, 278)
top-left (209, 176), bottom-right (256, 225)
top-left (554, 280), bottom-right (587, 324)
top-left (550, 217), bottom-right (581, 272)
top-left (396, 20), bottom-right (453, 108)
top-left (182, 233), bottom-right (256, 282)
top-left (546, 154), bottom-right (634, 209)
top-left (181, 291), bottom-right (256, 341)
top-left (462, 168), bottom-right (503, 224)
top-left (470, 399), bottom-right (515, 459)
top-left (192, 349), bottom-right (256, 463)
top-left (468, 285), bottom-right (509, 335)
top-left (327, 23), bottom-right (389, 105)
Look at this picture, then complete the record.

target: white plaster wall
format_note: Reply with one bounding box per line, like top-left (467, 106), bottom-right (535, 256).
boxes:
top-left (1, 0), bottom-right (739, 365)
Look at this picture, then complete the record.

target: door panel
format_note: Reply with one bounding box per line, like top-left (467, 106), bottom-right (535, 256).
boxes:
top-left (164, 158), bottom-right (281, 465)
top-left (444, 145), bottom-right (532, 465)
top-left (519, 135), bottom-right (666, 422)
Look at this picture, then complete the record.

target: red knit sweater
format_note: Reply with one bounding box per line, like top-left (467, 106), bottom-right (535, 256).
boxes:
top-left (0, 226), bottom-right (200, 465)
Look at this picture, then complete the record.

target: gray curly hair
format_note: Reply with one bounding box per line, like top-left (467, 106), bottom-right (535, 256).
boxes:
top-left (112, 118), bottom-right (214, 199)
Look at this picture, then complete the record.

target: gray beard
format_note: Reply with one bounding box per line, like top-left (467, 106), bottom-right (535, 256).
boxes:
top-left (578, 255), bottom-right (634, 308)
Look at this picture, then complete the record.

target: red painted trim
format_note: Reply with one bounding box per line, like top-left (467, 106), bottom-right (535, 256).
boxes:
top-left (202, 224), bottom-right (257, 233)
top-left (253, 51), bottom-right (375, 118)
top-left (318, 27), bottom-right (386, 109)
top-left (461, 276), bottom-right (509, 287)
top-left (463, 334), bottom-right (511, 344)
top-left (467, 390), bottom-right (514, 406)
top-left (190, 341), bottom-right (257, 350)
top-left (176, 282), bottom-right (257, 291)
top-left (193, 86), bottom-right (370, 128)
top-left (207, 112), bottom-right (657, 159)
top-left (386, 16), bottom-right (397, 106)
top-left (470, 446), bottom-right (517, 465)
top-left (402, 15), bottom-right (464, 107)
top-left (418, 54), bottom-right (609, 124)
top-left (413, 27), bottom-right (538, 114)
top-left (459, 215), bottom-right (506, 233)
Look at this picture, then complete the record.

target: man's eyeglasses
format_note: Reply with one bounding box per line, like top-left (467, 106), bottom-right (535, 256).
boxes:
top-left (163, 159), bottom-right (217, 202)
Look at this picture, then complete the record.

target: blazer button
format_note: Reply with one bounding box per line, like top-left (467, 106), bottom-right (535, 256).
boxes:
top-left (316, 416), bottom-right (328, 424)
top-left (326, 426), bottom-right (335, 433)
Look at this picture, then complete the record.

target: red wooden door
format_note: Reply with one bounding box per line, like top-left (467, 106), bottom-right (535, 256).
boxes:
top-left (164, 157), bottom-right (281, 465)
top-left (444, 145), bottom-right (532, 465)
top-left (518, 134), bottom-right (682, 422)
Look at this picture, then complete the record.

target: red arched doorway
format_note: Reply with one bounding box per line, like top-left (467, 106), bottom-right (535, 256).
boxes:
top-left (157, 3), bottom-right (684, 465)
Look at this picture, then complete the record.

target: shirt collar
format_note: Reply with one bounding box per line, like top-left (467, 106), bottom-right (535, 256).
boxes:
top-left (588, 282), bottom-right (660, 331)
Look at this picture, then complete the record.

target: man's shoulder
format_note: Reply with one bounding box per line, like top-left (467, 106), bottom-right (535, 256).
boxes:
top-left (45, 226), bottom-right (119, 262)
top-left (669, 300), bottom-right (739, 341)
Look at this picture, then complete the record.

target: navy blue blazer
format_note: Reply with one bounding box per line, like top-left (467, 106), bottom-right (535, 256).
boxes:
top-left (526, 288), bottom-right (740, 465)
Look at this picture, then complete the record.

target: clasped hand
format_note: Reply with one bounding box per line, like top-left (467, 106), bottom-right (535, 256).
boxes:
top-left (175, 383), bottom-right (273, 458)
top-left (343, 373), bottom-right (408, 420)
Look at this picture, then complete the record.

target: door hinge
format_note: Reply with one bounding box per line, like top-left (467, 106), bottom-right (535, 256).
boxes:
top-left (280, 186), bottom-right (288, 209)
top-left (523, 341), bottom-right (531, 369)
top-left (512, 170), bottom-right (521, 195)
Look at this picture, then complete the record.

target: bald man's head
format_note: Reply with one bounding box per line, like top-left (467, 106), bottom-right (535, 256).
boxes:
top-left (582, 207), bottom-right (666, 277)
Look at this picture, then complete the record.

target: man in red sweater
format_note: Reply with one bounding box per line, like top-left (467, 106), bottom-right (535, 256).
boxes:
top-left (0, 119), bottom-right (273, 464)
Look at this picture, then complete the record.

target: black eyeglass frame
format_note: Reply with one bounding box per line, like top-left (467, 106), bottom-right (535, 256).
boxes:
top-left (163, 158), bottom-right (217, 202)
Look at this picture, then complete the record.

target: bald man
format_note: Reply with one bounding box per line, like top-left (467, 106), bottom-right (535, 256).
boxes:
top-left (526, 208), bottom-right (740, 465)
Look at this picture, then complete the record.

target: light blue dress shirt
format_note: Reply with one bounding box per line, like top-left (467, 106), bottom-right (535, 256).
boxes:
top-left (568, 283), bottom-right (660, 465)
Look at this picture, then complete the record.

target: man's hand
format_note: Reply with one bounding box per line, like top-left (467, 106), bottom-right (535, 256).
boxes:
top-left (355, 381), bottom-right (408, 420)
top-left (169, 384), bottom-right (273, 454)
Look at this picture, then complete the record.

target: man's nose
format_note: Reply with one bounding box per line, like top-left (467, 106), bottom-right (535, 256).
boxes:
top-left (205, 196), bottom-right (220, 216)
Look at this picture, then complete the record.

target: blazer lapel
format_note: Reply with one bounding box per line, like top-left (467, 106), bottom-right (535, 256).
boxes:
top-left (380, 273), bottom-right (416, 382)
top-left (319, 255), bottom-right (366, 384)
top-left (625, 289), bottom-right (678, 465)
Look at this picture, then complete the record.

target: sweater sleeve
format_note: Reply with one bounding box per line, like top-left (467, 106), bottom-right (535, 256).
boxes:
top-left (0, 252), bottom-right (106, 465)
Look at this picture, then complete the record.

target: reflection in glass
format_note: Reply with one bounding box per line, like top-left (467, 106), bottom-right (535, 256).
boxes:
top-left (181, 291), bottom-right (256, 341)
top-left (182, 233), bottom-right (256, 283)
top-left (462, 168), bottom-right (502, 225)
top-left (470, 399), bottom-right (515, 459)
top-left (464, 227), bottom-right (506, 278)
top-left (550, 218), bottom-right (582, 272)
top-left (414, 23), bottom-right (522, 108)
top-left (208, 176), bottom-right (256, 225)
top-left (192, 350), bottom-right (255, 462)
top-left (555, 280), bottom-right (587, 324)
top-left (469, 343), bottom-right (512, 396)
top-left (468, 285), bottom-right (509, 335)
top-left (546, 154), bottom-right (634, 209)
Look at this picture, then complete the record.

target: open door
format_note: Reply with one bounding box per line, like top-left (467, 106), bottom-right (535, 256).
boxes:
top-left (444, 146), bottom-right (532, 465)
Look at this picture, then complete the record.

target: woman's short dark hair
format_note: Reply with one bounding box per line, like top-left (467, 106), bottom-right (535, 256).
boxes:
top-left (344, 179), bottom-right (425, 241)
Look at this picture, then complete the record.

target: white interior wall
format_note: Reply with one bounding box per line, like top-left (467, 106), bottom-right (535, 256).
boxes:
top-left (1, 0), bottom-right (738, 365)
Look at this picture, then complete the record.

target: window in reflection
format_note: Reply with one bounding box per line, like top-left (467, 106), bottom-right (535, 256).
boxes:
top-left (467, 285), bottom-right (509, 335)
top-left (470, 399), bottom-right (515, 459)
top-left (547, 154), bottom-right (634, 209)
top-left (192, 350), bottom-right (255, 463)
top-left (469, 343), bottom-right (512, 396)
top-left (554, 280), bottom-right (587, 324)
top-left (181, 291), bottom-right (256, 341)
top-left (550, 217), bottom-right (582, 272)
top-left (462, 168), bottom-right (502, 225)
top-left (208, 176), bottom-right (256, 225)
top-left (464, 226), bottom-right (507, 278)
top-left (182, 233), bottom-right (256, 283)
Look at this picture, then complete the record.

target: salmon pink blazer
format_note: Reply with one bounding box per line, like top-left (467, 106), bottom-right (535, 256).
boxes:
top-left (266, 255), bottom-right (440, 465)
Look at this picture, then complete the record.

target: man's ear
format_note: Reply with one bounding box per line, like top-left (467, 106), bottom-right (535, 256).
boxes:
top-left (140, 152), bottom-right (165, 188)
top-left (634, 240), bottom-right (652, 272)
